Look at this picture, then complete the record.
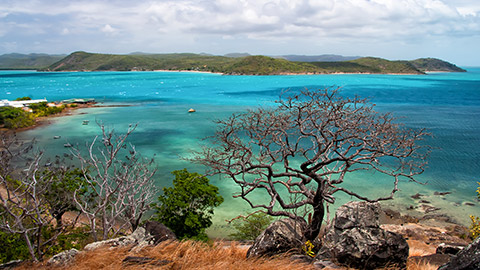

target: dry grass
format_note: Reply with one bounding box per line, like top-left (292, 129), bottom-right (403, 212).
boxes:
top-left (407, 240), bottom-right (436, 257)
top-left (406, 260), bottom-right (438, 270)
top-left (18, 240), bottom-right (318, 270)
top-left (15, 237), bottom-right (448, 270)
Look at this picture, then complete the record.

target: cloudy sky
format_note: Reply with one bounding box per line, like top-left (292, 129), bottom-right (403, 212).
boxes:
top-left (1, 0), bottom-right (479, 65)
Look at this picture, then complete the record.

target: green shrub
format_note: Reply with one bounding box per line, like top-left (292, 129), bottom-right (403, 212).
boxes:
top-left (0, 107), bottom-right (35, 128)
top-left (469, 182), bottom-right (480, 239)
top-left (0, 230), bottom-right (30, 264)
top-left (15, 96), bottom-right (32, 101)
top-left (152, 169), bottom-right (224, 241)
top-left (229, 212), bottom-right (274, 240)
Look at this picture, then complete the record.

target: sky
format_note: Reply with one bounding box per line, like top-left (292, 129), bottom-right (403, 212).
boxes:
top-left (0, 0), bottom-right (479, 66)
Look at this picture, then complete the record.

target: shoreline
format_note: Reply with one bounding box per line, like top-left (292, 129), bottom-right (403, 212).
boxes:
top-left (33, 69), bottom-right (428, 76)
top-left (1, 102), bottom-right (133, 133)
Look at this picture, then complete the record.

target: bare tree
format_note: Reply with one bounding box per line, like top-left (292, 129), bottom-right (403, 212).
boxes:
top-left (72, 123), bottom-right (157, 241)
top-left (194, 88), bottom-right (430, 241)
top-left (0, 132), bottom-right (63, 261)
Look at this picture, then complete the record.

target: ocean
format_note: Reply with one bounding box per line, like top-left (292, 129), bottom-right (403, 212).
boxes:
top-left (1, 69), bottom-right (479, 237)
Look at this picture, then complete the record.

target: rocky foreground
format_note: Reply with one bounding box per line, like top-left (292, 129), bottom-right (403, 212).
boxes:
top-left (4, 201), bottom-right (478, 270)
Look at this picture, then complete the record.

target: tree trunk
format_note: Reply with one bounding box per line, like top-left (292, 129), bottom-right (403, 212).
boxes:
top-left (23, 232), bottom-right (38, 262)
top-left (304, 187), bottom-right (325, 241)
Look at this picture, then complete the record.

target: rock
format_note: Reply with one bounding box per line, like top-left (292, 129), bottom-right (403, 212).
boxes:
top-left (84, 222), bottom-right (176, 252)
top-left (313, 259), bottom-right (342, 269)
top-left (438, 236), bottom-right (480, 270)
top-left (436, 243), bottom-right (467, 255)
top-left (246, 218), bottom-right (306, 258)
top-left (420, 204), bottom-right (441, 213)
top-left (419, 199), bottom-right (431, 204)
top-left (411, 193), bottom-right (424, 199)
top-left (0, 260), bottom-right (23, 269)
top-left (144, 221), bottom-right (177, 244)
top-left (47, 248), bottom-right (80, 266)
top-left (84, 226), bottom-right (153, 251)
top-left (333, 201), bottom-right (380, 229)
top-left (316, 201), bottom-right (409, 270)
top-left (408, 254), bottom-right (451, 267)
top-left (434, 191), bottom-right (452, 196)
top-left (290, 254), bottom-right (313, 264)
top-left (463, 202), bottom-right (475, 206)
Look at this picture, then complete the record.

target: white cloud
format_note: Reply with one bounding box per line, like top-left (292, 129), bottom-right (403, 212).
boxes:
top-left (101, 24), bottom-right (116, 33)
top-left (0, 0), bottom-right (479, 64)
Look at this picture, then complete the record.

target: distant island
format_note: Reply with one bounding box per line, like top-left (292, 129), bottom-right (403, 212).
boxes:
top-left (0, 52), bottom-right (466, 75)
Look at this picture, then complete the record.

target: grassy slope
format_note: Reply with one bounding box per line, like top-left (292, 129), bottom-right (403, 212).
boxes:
top-left (409, 58), bottom-right (466, 72)
top-left (0, 53), bottom-right (65, 70)
top-left (44, 52), bottom-right (463, 75)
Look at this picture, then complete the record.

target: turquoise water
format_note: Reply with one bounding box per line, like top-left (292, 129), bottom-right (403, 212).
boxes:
top-left (1, 69), bottom-right (480, 236)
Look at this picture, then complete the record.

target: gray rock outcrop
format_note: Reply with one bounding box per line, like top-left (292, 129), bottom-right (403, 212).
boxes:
top-left (246, 218), bottom-right (306, 258)
top-left (47, 248), bottom-right (80, 266)
top-left (438, 236), bottom-right (480, 270)
top-left (144, 220), bottom-right (177, 244)
top-left (316, 201), bottom-right (409, 269)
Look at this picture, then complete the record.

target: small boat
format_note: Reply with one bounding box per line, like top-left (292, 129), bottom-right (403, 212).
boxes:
top-left (64, 143), bottom-right (72, 148)
top-left (188, 108), bottom-right (196, 113)
top-left (53, 135), bottom-right (61, 139)
top-left (82, 120), bottom-right (89, 125)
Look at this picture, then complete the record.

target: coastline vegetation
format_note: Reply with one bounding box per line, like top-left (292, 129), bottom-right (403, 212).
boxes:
top-left (40, 51), bottom-right (465, 75)
top-left (0, 99), bottom-right (68, 130)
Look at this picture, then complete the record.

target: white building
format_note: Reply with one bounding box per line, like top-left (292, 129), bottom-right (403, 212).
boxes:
top-left (0, 99), bottom-right (48, 108)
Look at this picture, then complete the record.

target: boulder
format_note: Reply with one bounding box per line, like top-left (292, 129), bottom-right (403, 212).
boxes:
top-left (47, 248), bottom-right (80, 266)
top-left (144, 221), bottom-right (177, 244)
top-left (438, 236), bottom-right (480, 270)
top-left (316, 201), bottom-right (409, 269)
top-left (84, 226), bottom-right (152, 251)
top-left (84, 222), bottom-right (176, 251)
top-left (246, 218), bottom-right (306, 258)
top-left (436, 243), bottom-right (467, 255)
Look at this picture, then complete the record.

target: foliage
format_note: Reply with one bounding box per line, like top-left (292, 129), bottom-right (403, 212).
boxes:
top-left (194, 88), bottom-right (430, 241)
top-left (0, 228), bottom-right (31, 263)
top-left (15, 96), bottom-right (32, 101)
top-left (409, 58), bottom-right (466, 72)
top-left (0, 53), bottom-right (64, 70)
top-left (40, 167), bottom-right (94, 227)
top-left (152, 169), bottom-right (224, 241)
top-left (469, 215), bottom-right (480, 239)
top-left (0, 106), bottom-right (35, 128)
top-left (229, 212), bottom-right (274, 240)
top-left (349, 57), bottom-right (423, 74)
top-left (469, 182), bottom-right (480, 239)
top-left (302, 240), bottom-right (315, 258)
top-left (28, 102), bottom-right (65, 117)
top-left (43, 51), bottom-right (463, 74)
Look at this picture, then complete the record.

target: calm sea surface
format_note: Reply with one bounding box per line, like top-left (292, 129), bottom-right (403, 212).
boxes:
top-left (1, 69), bottom-right (479, 237)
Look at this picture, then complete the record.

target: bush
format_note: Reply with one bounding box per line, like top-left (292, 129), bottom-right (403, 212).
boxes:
top-left (229, 212), bottom-right (274, 240)
top-left (15, 97), bottom-right (31, 101)
top-left (0, 107), bottom-right (35, 128)
top-left (152, 169), bottom-right (223, 241)
top-left (0, 230), bottom-right (30, 264)
top-left (469, 182), bottom-right (480, 239)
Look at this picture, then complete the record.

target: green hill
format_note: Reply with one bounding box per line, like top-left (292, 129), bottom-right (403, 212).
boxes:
top-left (0, 53), bottom-right (65, 70)
top-left (409, 58), bottom-right (466, 72)
top-left (42, 52), bottom-right (464, 75)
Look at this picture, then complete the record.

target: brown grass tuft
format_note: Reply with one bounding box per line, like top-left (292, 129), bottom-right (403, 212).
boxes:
top-left (18, 240), bottom-right (318, 270)
top-left (406, 260), bottom-right (438, 270)
top-left (407, 240), bottom-right (436, 257)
